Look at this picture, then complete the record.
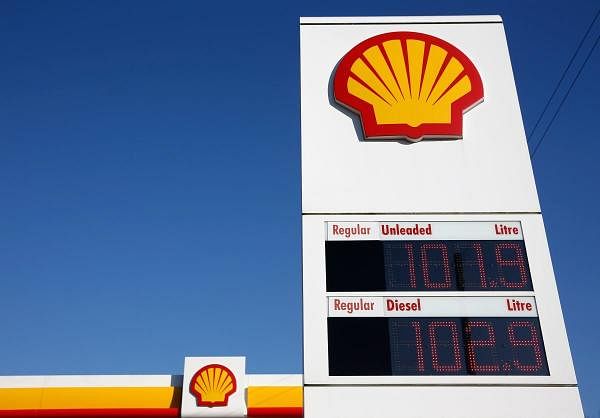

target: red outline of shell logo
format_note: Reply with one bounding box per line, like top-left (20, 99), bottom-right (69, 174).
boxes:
top-left (189, 364), bottom-right (237, 408)
top-left (333, 31), bottom-right (484, 141)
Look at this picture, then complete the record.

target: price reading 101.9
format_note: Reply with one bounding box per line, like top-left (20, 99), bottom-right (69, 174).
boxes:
top-left (326, 240), bottom-right (533, 292)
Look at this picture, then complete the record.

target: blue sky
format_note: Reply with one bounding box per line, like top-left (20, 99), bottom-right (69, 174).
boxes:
top-left (1, 0), bottom-right (598, 415)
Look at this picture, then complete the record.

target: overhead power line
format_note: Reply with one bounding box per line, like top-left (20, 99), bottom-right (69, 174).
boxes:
top-left (531, 33), bottom-right (599, 158)
top-left (527, 8), bottom-right (600, 143)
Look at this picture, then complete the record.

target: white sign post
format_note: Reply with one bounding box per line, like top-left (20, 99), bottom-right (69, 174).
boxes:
top-left (300, 16), bottom-right (584, 418)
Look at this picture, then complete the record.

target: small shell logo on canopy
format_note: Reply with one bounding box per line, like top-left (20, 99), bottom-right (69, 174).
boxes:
top-left (333, 32), bottom-right (483, 141)
top-left (189, 364), bottom-right (237, 407)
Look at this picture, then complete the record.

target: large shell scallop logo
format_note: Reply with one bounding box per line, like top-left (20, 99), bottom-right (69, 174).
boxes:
top-left (333, 32), bottom-right (483, 141)
top-left (189, 364), bottom-right (237, 408)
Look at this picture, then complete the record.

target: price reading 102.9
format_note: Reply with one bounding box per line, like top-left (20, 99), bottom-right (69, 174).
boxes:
top-left (328, 317), bottom-right (549, 376)
top-left (326, 240), bottom-right (533, 292)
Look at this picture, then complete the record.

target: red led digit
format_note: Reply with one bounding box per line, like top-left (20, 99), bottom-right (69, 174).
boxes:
top-left (404, 243), bottom-right (417, 288)
top-left (496, 243), bottom-right (528, 288)
top-left (429, 321), bottom-right (462, 372)
top-left (508, 321), bottom-right (543, 372)
top-left (384, 242), bottom-right (417, 289)
top-left (472, 242), bottom-right (487, 288)
top-left (456, 242), bottom-right (487, 289)
top-left (410, 321), bottom-right (425, 372)
top-left (465, 321), bottom-right (500, 373)
top-left (421, 243), bottom-right (452, 289)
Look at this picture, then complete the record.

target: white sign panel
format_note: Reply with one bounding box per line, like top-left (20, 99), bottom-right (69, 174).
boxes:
top-left (327, 221), bottom-right (523, 240)
top-left (181, 357), bottom-right (246, 418)
top-left (301, 16), bottom-right (539, 214)
top-left (328, 296), bottom-right (538, 317)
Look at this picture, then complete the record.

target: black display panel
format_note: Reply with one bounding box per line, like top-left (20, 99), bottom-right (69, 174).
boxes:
top-left (328, 317), bottom-right (549, 376)
top-left (326, 240), bottom-right (532, 292)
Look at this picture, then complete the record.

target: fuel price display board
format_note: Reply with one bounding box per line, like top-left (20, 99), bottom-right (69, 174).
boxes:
top-left (324, 221), bottom-right (549, 377)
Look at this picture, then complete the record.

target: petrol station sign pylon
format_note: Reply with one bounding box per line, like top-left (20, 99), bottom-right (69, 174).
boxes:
top-left (300, 15), bottom-right (584, 418)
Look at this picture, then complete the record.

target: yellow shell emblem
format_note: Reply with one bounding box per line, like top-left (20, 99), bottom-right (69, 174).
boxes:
top-left (334, 32), bottom-right (483, 141)
top-left (189, 364), bottom-right (237, 407)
